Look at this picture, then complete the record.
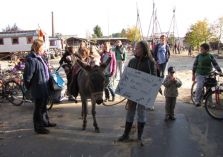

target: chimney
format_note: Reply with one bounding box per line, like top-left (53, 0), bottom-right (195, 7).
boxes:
top-left (52, 11), bottom-right (55, 37)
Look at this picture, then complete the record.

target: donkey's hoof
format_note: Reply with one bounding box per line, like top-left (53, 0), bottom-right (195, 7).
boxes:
top-left (95, 128), bottom-right (100, 133)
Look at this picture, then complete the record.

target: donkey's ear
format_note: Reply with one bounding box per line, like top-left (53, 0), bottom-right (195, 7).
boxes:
top-left (76, 59), bottom-right (91, 71)
top-left (100, 57), bottom-right (111, 70)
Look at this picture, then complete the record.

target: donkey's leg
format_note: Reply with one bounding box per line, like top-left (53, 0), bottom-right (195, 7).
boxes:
top-left (92, 102), bottom-right (100, 133)
top-left (82, 99), bottom-right (88, 130)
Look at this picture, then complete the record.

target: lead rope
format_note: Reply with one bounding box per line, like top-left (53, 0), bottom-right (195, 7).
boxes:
top-left (102, 98), bottom-right (127, 107)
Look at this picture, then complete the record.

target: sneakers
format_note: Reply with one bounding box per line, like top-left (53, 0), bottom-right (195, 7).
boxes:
top-left (169, 116), bottom-right (176, 120)
top-left (148, 106), bottom-right (155, 111)
top-left (195, 103), bottom-right (201, 107)
top-left (164, 115), bottom-right (176, 121)
top-left (109, 97), bottom-right (115, 102)
top-left (104, 98), bottom-right (109, 102)
top-left (68, 96), bottom-right (77, 103)
top-left (35, 128), bottom-right (50, 134)
top-left (45, 122), bottom-right (57, 127)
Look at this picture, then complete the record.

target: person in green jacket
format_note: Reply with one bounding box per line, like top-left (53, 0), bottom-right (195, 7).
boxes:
top-left (192, 43), bottom-right (222, 107)
top-left (113, 40), bottom-right (127, 80)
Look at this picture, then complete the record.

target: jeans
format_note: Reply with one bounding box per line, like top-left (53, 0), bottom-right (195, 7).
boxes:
top-left (104, 76), bottom-right (115, 99)
top-left (115, 60), bottom-right (124, 80)
top-left (126, 101), bottom-right (146, 123)
top-left (158, 63), bottom-right (167, 78)
top-left (195, 74), bottom-right (206, 105)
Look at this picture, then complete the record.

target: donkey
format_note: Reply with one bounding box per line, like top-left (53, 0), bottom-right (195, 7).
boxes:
top-left (76, 58), bottom-right (111, 133)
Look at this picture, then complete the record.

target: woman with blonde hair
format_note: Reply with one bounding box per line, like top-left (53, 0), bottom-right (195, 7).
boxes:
top-left (23, 39), bottom-right (56, 134)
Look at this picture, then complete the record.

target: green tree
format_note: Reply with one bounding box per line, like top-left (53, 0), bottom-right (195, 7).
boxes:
top-left (184, 20), bottom-right (212, 49)
top-left (111, 33), bottom-right (121, 37)
top-left (126, 26), bottom-right (141, 43)
top-left (55, 33), bottom-right (62, 38)
top-left (111, 28), bottom-right (127, 38)
top-left (92, 25), bottom-right (103, 38)
top-left (121, 29), bottom-right (127, 37)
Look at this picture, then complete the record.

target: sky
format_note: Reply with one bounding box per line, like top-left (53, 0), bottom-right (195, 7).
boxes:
top-left (0, 0), bottom-right (223, 38)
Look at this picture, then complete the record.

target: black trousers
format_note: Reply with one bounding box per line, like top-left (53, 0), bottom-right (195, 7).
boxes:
top-left (33, 98), bottom-right (48, 130)
top-left (157, 63), bottom-right (167, 78)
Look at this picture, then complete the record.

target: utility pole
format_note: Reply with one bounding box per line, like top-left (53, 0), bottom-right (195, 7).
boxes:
top-left (51, 11), bottom-right (55, 37)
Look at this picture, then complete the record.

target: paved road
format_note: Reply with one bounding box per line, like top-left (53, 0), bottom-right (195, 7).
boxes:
top-left (0, 54), bottom-right (223, 157)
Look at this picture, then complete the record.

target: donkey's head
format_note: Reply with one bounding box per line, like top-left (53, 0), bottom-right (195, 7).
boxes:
top-left (77, 58), bottom-right (111, 104)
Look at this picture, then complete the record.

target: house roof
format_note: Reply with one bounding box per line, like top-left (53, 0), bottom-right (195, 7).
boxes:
top-left (0, 30), bottom-right (39, 38)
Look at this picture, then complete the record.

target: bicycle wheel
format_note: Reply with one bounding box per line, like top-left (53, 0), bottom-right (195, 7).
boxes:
top-left (191, 82), bottom-right (197, 105)
top-left (4, 80), bottom-right (24, 106)
top-left (205, 89), bottom-right (223, 120)
top-left (47, 95), bottom-right (54, 110)
top-left (0, 81), bottom-right (4, 103)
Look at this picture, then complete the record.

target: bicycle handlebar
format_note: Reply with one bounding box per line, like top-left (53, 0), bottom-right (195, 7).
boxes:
top-left (209, 70), bottom-right (223, 77)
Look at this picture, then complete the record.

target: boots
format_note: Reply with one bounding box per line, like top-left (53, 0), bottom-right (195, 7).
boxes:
top-left (137, 122), bottom-right (145, 146)
top-left (118, 122), bottom-right (133, 142)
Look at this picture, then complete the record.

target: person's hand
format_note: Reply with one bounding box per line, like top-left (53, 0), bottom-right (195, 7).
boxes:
top-left (192, 74), bottom-right (195, 82)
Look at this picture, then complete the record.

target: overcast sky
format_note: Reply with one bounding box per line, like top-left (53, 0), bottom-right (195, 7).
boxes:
top-left (1, 0), bottom-right (223, 38)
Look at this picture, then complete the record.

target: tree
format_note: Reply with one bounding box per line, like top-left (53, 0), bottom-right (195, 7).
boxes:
top-left (210, 17), bottom-right (223, 53)
top-left (92, 25), bottom-right (103, 38)
top-left (184, 20), bottom-right (212, 49)
top-left (2, 23), bottom-right (21, 32)
top-left (121, 29), bottom-right (127, 37)
top-left (111, 33), bottom-right (122, 37)
top-left (126, 26), bottom-right (141, 43)
top-left (111, 28), bottom-right (127, 38)
top-left (55, 33), bottom-right (62, 38)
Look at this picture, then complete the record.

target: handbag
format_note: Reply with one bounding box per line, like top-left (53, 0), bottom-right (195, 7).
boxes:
top-left (50, 71), bottom-right (65, 90)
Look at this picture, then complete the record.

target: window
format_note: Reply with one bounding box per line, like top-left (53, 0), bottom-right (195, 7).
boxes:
top-left (27, 36), bottom-right (33, 44)
top-left (12, 37), bottom-right (19, 44)
top-left (50, 40), bottom-right (56, 46)
top-left (0, 38), bottom-right (3, 45)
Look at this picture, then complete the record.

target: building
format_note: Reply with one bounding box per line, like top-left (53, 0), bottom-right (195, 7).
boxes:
top-left (0, 30), bottom-right (49, 59)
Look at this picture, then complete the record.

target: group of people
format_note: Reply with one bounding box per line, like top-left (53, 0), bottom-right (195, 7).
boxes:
top-left (59, 40), bottom-right (127, 103)
top-left (22, 35), bottom-right (222, 147)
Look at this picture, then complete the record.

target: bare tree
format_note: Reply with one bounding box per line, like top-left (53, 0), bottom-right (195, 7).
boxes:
top-left (2, 23), bottom-right (21, 32)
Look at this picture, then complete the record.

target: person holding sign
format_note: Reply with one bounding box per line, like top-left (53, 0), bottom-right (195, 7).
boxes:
top-left (117, 41), bottom-right (157, 145)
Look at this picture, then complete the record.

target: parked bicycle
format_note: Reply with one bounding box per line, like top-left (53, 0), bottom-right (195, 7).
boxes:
top-left (1, 60), bottom-right (54, 110)
top-left (0, 68), bottom-right (23, 105)
top-left (191, 71), bottom-right (223, 120)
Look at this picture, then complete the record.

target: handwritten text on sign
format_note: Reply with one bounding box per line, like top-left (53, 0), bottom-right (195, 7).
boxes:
top-left (115, 67), bottom-right (163, 108)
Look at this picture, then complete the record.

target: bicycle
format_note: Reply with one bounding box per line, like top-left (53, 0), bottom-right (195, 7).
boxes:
top-left (0, 70), bottom-right (23, 105)
top-left (191, 71), bottom-right (223, 120)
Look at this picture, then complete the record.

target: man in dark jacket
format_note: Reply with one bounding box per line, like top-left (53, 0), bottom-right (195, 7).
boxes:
top-left (59, 46), bottom-right (76, 101)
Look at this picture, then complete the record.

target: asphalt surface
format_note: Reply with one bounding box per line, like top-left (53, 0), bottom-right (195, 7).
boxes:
top-left (0, 53), bottom-right (223, 157)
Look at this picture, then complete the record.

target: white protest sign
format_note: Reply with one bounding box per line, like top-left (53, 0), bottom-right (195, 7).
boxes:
top-left (115, 67), bottom-right (163, 108)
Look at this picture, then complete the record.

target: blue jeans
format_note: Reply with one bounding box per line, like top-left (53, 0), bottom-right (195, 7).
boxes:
top-left (104, 76), bottom-right (115, 99)
top-left (126, 101), bottom-right (146, 123)
top-left (195, 74), bottom-right (206, 104)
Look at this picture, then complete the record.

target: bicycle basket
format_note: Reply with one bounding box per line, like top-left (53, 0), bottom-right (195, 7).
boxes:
top-left (50, 71), bottom-right (65, 91)
top-left (204, 78), bottom-right (217, 87)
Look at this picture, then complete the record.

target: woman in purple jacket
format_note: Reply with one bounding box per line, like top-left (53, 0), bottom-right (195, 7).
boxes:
top-left (100, 42), bottom-right (117, 101)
